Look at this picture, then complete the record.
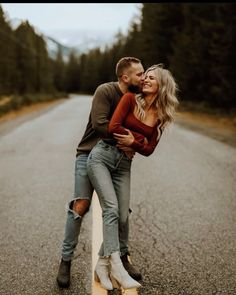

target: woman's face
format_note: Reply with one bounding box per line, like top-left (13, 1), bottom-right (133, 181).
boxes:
top-left (142, 70), bottom-right (159, 95)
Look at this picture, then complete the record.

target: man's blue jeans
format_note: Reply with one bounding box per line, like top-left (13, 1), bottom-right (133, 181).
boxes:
top-left (87, 140), bottom-right (132, 257)
top-left (61, 151), bottom-right (130, 261)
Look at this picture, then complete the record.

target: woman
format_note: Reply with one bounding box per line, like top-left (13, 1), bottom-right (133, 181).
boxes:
top-left (87, 64), bottom-right (179, 290)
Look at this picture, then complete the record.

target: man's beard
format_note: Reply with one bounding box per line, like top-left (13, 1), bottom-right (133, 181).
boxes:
top-left (127, 84), bottom-right (141, 94)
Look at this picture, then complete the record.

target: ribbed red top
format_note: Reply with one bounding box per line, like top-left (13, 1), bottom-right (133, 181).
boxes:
top-left (109, 92), bottom-right (160, 156)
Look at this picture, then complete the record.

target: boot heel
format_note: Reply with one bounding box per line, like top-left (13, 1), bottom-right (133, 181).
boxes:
top-left (110, 275), bottom-right (120, 289)
top-left (94, 259), bottom-right (113, 290)
top-left (109, 251), bottom-right (141, 289)
top-left (94, 271), bottom-right (100, 282)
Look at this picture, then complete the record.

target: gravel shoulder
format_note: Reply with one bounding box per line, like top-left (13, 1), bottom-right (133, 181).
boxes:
top-left (175, 110), bottom-right (236, 148)
top-left (0, 98), bottom-right (67, 137)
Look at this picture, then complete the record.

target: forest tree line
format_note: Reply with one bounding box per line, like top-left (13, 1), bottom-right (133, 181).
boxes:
top-left (0, 3), bottom-right (235, 115)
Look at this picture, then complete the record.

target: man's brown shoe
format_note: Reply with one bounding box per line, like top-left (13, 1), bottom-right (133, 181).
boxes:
top-left (121, 253), bottom-right (142, 281)
top-left (56, 259), bottom-right (71, 288)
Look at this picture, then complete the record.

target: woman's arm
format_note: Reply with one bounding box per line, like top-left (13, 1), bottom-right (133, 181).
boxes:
top-left (109, 92), bottom-right (146, 143)
top-left (114, 126), bottom-right (163, 156)
top-left (130, 127), bottom-right (161, 156)
top-left (109, 92), bottom-right (133, 135)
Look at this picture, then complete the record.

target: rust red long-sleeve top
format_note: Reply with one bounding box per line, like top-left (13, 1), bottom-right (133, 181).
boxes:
top-left (108, 92), bottom-right (162, 156)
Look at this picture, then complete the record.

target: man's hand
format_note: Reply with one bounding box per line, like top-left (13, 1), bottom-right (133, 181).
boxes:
top-left (116, 144), bottom-right (135, 159)
top-left (116, 145), bottom-right (134, 152)
top-left (114, 130), bottom-right (136, 159)
top-left (113, 129), bottom-right (134, 146)
top-left (143, 137), bottom-right (148, 145)
top-left (124, 151), bottom-right (135, 160)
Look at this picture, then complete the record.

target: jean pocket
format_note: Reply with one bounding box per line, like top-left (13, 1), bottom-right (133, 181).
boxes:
top-left (103, 144), bottom-right (111, 151)
top-left (98, 140), bottom-right (111, 151)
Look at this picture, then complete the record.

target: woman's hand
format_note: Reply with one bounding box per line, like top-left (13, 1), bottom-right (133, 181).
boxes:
top-left (113, 129), bottom-right (135, 146)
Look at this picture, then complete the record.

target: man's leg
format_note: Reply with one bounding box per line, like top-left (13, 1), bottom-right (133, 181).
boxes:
top-left (57, 154), bottom-right (93, 288)
top-left (61, 199), bottom-right (90, 262)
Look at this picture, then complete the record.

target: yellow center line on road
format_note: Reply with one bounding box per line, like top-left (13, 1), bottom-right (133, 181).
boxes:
top-left (123, 289), bottom-right (140, 295)
top-left (92, 192), bottom-right (139, 295)
top-left (92, 193), bottom-right (107, 295)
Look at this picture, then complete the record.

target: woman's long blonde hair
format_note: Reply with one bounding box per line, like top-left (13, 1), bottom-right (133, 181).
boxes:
top-left (135, 64), bottom-right (179, 140)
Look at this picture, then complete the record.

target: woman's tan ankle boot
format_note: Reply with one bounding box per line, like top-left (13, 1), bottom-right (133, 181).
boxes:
top-left (109, 251), bottom-right (141, 289)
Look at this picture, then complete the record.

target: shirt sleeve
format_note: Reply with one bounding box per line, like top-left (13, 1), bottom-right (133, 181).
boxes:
top-left (91, 84), bottom-right (113, 138)
top-left (108, 93), bottom-right (146, 143)
top-left (108, 92), bottom-right (133, 135)
top-left (131, 127), bottom-right (162, 156)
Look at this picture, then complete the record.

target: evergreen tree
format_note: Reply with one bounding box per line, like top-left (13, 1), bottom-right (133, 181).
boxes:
top-left (171, 3), bottom-right (236, 109)
top-left (64, 50), bottom-right (80, 93)
top-left (122, 21), bottom-right (142, 59)
top-left (14, 21), bottom-right (38, 94)
top-left (35, 34), bottom-right (54, 93)
top-left (1, 3), bottom-right (235, 111)
top-left (79, 48), bottom-right (103, 93)
top-left (139, 3), bottom-right (184, 68)
top-left (0, 6), bottom-right (17, 95)
top-left (207, 4), bottom-right (236, 109)
top-left (53, 46), bottom-right (66, 92)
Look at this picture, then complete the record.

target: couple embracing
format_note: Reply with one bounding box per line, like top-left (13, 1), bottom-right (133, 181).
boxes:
top-left (56, 57), bottom-right (179, 290)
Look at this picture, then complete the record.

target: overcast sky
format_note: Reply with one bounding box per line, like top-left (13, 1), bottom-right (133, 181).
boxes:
top-left (2, 3), bottom-right (142, 34)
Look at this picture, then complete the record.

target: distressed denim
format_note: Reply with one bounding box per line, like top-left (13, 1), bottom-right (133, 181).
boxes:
top-left (61, 151), bottom-right (130, 261)
top-left (87, 140), bottom-right (132, 257)
top-left (62, 153), bottom-right (93, 261)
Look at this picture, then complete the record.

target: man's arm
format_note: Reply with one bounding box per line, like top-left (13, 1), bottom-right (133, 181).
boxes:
top-left (90, 84), bottom-right (112, 139)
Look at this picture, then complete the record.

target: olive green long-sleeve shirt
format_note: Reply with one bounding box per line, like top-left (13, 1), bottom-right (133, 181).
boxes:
top-left (76, 82), bottom-right (123, 157)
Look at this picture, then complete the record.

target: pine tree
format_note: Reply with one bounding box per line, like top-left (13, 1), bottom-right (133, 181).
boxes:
top-left (64, 50), bottom-right (80, 93)
top-left (35, 34), bottom-right (54, 93)
top-left (171, 3), bottom-right (236, 109)
top-left (139, 3), bottom-right (184, 68)
top-left (0, 5), bottom-right (17, 95)
top-left (14, 21), bottom-right (38, 94)
top-left (53, 46), bottom-right (66, 92)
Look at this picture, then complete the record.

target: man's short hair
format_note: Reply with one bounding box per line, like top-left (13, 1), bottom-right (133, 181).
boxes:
top-left (116, 57), bottom-right (141, 78)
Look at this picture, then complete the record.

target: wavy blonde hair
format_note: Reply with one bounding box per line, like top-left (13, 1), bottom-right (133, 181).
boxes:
top-left (135, 64), bottom-right (179, 140)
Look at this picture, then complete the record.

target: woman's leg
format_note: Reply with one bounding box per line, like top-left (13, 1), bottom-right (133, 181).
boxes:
top-left (94, 256), bottom-right (113, 290)
top-left (112, 159), bottom-right (131, 256)
top-left (87, 143), bottom-right (121, 290)
top-left (87, 158), bottom-right (120, 257)
top-left (87, 144), bottom-right (140, 289)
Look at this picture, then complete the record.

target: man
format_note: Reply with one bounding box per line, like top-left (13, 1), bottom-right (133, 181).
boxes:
top-left (57, 57), bottom-right (144, 288)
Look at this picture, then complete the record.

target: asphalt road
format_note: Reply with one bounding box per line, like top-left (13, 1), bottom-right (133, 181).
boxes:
top-left (0, 95), bottom-right (235, 295)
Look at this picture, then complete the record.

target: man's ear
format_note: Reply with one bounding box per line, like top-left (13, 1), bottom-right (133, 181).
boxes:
top-left (122, 74), bottom-right (129, 83)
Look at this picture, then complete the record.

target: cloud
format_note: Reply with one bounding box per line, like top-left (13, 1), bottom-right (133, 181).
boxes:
top-left (2, 3), bottom-right (142, 33)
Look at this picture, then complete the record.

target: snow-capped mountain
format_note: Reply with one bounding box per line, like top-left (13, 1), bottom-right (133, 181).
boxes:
top-left (45, 28), bottom-right (115, 52)
top-left (8, 17), bottom-right (22, 30)
top-left (43, 35), bottom-right (74, 61)
top-left (7, 17), bottom-right (72, 60)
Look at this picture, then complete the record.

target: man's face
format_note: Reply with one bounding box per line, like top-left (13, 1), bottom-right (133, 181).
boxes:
top-left (125, 62), bottom-right (144, 93)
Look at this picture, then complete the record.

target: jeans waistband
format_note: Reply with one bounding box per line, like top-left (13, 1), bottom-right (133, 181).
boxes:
top-left (102, 139), bottom-right (117, 146)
